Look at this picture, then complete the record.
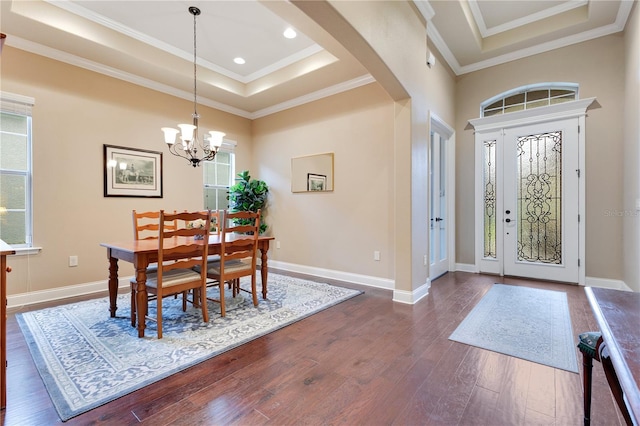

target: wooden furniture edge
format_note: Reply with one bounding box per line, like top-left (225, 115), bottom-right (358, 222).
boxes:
top-left (585, 287), bottom-right (640, 423)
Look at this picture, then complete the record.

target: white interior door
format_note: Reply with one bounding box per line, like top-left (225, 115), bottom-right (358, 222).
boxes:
top-left (503, 120), bottom-right (579, 282)
top-left (430, 130), bottom-right (448, 279)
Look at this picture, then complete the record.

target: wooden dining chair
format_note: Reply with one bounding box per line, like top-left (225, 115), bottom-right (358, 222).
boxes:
top-left (130, 210), bottom-right (180, 326)
top-left (204, 209), bottom-right (261, 316)
top-left (132, 210), bottom-right (211, 339)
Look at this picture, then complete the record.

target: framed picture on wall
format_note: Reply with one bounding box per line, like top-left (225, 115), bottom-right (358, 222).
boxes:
top-left (103, 144), bottom-right (163, 198)
top-left (307, 173), bottom-right (326, 191)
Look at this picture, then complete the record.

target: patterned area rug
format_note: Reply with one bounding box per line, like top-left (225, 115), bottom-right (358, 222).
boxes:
top-left (17, 274), bottom-right (361, 421)
top-left (448, 284), bottom-right (578, 373)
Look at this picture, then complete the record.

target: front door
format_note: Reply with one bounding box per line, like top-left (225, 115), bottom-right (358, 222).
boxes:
top-left (502, 120), bottom-right (579, 282)
top-left (471, 98), bottom-right (594, 285)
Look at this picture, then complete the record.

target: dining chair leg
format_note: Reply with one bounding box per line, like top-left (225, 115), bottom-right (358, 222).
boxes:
top-left (251, 276), bottom-right (258, 306)
top-left (219, 281), bottom-right (226, 317)
top-left (130, 288), bottom-right (136, 327)
top-left (156, 294), bottom-right (163, 339)
top-left (200, 284), bottom-right (209, 324)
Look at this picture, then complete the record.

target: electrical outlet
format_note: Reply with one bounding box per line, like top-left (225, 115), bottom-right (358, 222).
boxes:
top-left (276, 241), bottom-right (281, 249)
top-left (423, 254), bottom-right (428, 266)
top-left (374, 251), bottom-right (380, 261)
top-left (69, 255), bottom-right (78, 267)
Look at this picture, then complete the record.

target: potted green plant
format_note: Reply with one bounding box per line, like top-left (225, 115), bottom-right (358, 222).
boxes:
top-left (228, 170), bottom-right (269, 234)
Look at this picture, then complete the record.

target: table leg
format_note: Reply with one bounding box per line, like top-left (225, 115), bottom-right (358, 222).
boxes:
top-left (582, 351), bottom-right (594, 426)
top-left (599, 346), bottom-right (634, 426)
top-left (134, 265), bottom-right (148, 338)
top-left (260, 246), bottom-right (268, 299)
top-left (107, 254), bottom-right (119, 318)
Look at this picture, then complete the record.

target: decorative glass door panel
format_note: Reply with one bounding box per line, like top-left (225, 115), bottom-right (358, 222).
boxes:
top-left (516, 131), bottom-right (562, 264)
top-left (483, 140), bottom-right (497, 259)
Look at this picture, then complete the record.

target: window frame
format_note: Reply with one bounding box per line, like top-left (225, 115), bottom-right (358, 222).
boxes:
top-left (203, 141), bottom-right (236, 212)
top-left (0, 92), bottom-right (34, 249)
top-left (480, 83), bottom-right (579, 118)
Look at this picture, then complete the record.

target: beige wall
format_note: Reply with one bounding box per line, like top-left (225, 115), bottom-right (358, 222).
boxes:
top-left (1, 47), bottom-right (252, 296)
top-left (252, 83), bottom-right (395, 279)
top-left (623, 2), bottom-right (640, 292)
top-left (311, 0), bottom-right (457, 293)
top-left (455, 34), bottom-right (626, 281)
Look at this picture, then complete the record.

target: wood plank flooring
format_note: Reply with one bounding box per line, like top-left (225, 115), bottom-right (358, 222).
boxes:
top-left (0, 271), bottom-right (626, 425)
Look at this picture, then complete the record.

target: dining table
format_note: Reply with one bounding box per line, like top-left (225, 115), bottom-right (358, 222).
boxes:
top-left (100, 234), bottom-right (274, 338)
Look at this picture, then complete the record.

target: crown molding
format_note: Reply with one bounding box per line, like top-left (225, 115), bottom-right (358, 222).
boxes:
top-left (7, 36), bottom-right (374, 121)
top-left (7, 36), bottom-right (254, 118)
top-left (457, 21), bottom-right (629, 75)
top-left (416, 0), bottom-right (633, 76)
top-left (43, 0), bottom-right (326, 85)
top-left (249, 74), bottom-right (376, 119)
top-left (468, 0), bottom-right (588, 38)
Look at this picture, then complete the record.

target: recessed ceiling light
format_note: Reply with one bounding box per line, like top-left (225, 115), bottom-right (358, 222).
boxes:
top-left (283, 27), bottom-right (297, 39)
top-left (234, 57), bottom-right (246, 65)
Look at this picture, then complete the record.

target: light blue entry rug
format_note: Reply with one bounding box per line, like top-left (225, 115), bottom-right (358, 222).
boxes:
top-left (17, 273), bottom-right (361, 421)
top-left (448, 284), bottom-right (578, 373)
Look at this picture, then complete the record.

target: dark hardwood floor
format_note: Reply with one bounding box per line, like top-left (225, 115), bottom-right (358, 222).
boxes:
top-left (0, 271), bottom-right (626, 425)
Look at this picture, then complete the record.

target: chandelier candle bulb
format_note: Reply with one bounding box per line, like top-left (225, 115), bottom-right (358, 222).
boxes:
top-left (178, 123), bottom-right (196, 142)
top-left (161, 127), bottom-right (179, 145)
top-left (208, 131), bottom-right (225, 149)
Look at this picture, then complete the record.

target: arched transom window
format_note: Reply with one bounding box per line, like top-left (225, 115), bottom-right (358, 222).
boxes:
top-left (481, 83), bottom-right (579, 117)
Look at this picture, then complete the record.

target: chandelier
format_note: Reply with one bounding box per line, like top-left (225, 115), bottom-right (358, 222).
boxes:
top-left (161, 6), bottom-right (225, 168)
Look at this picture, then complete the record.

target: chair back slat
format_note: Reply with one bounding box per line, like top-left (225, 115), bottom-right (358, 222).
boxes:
top-left (133, 210), bottom-right (178, 240)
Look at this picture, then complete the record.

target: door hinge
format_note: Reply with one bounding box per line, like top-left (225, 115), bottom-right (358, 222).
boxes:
top-left (576, 169), bottom-right (581, 178)
top-left (578, 258), bottom-right (581, 267)
top-left (578, 214), bottom-right (581, 223)
top-left (578, 125), bottom-right (581, 134)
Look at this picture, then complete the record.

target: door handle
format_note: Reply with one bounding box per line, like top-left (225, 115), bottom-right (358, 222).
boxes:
top-left (505, 218), bottom-right (511, 223)
top-left (505, 210), bottom-right (511, 215)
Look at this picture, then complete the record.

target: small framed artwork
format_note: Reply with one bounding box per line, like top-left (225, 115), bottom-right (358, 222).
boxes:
top-left (307, 173), bottom-right (326, 191)
top-left (104, 144), bottom-right (163, 198)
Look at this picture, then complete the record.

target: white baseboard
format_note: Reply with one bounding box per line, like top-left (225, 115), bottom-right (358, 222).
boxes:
top-left (271, 260), bottom-right (434, 305)
top-left (456, 264), bottom-right (633, 292)
top-left (15, 264), bottom-right (623, 310)
top-left (585, 276), bottom-right (632, 291)
top-left (393, 279), bottom-right (430, 304)
top-left (8, 262), bottom-right (396, 309)
top-left (268, 260), bottom-right (395, 290)
top-left (8, 277), bottom-right (131, 309)
top-left (455, 263), bottom-right (478, 273)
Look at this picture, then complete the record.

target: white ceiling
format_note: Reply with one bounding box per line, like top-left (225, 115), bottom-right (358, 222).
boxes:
top-left (1, 0), bottom-right (635, 118)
